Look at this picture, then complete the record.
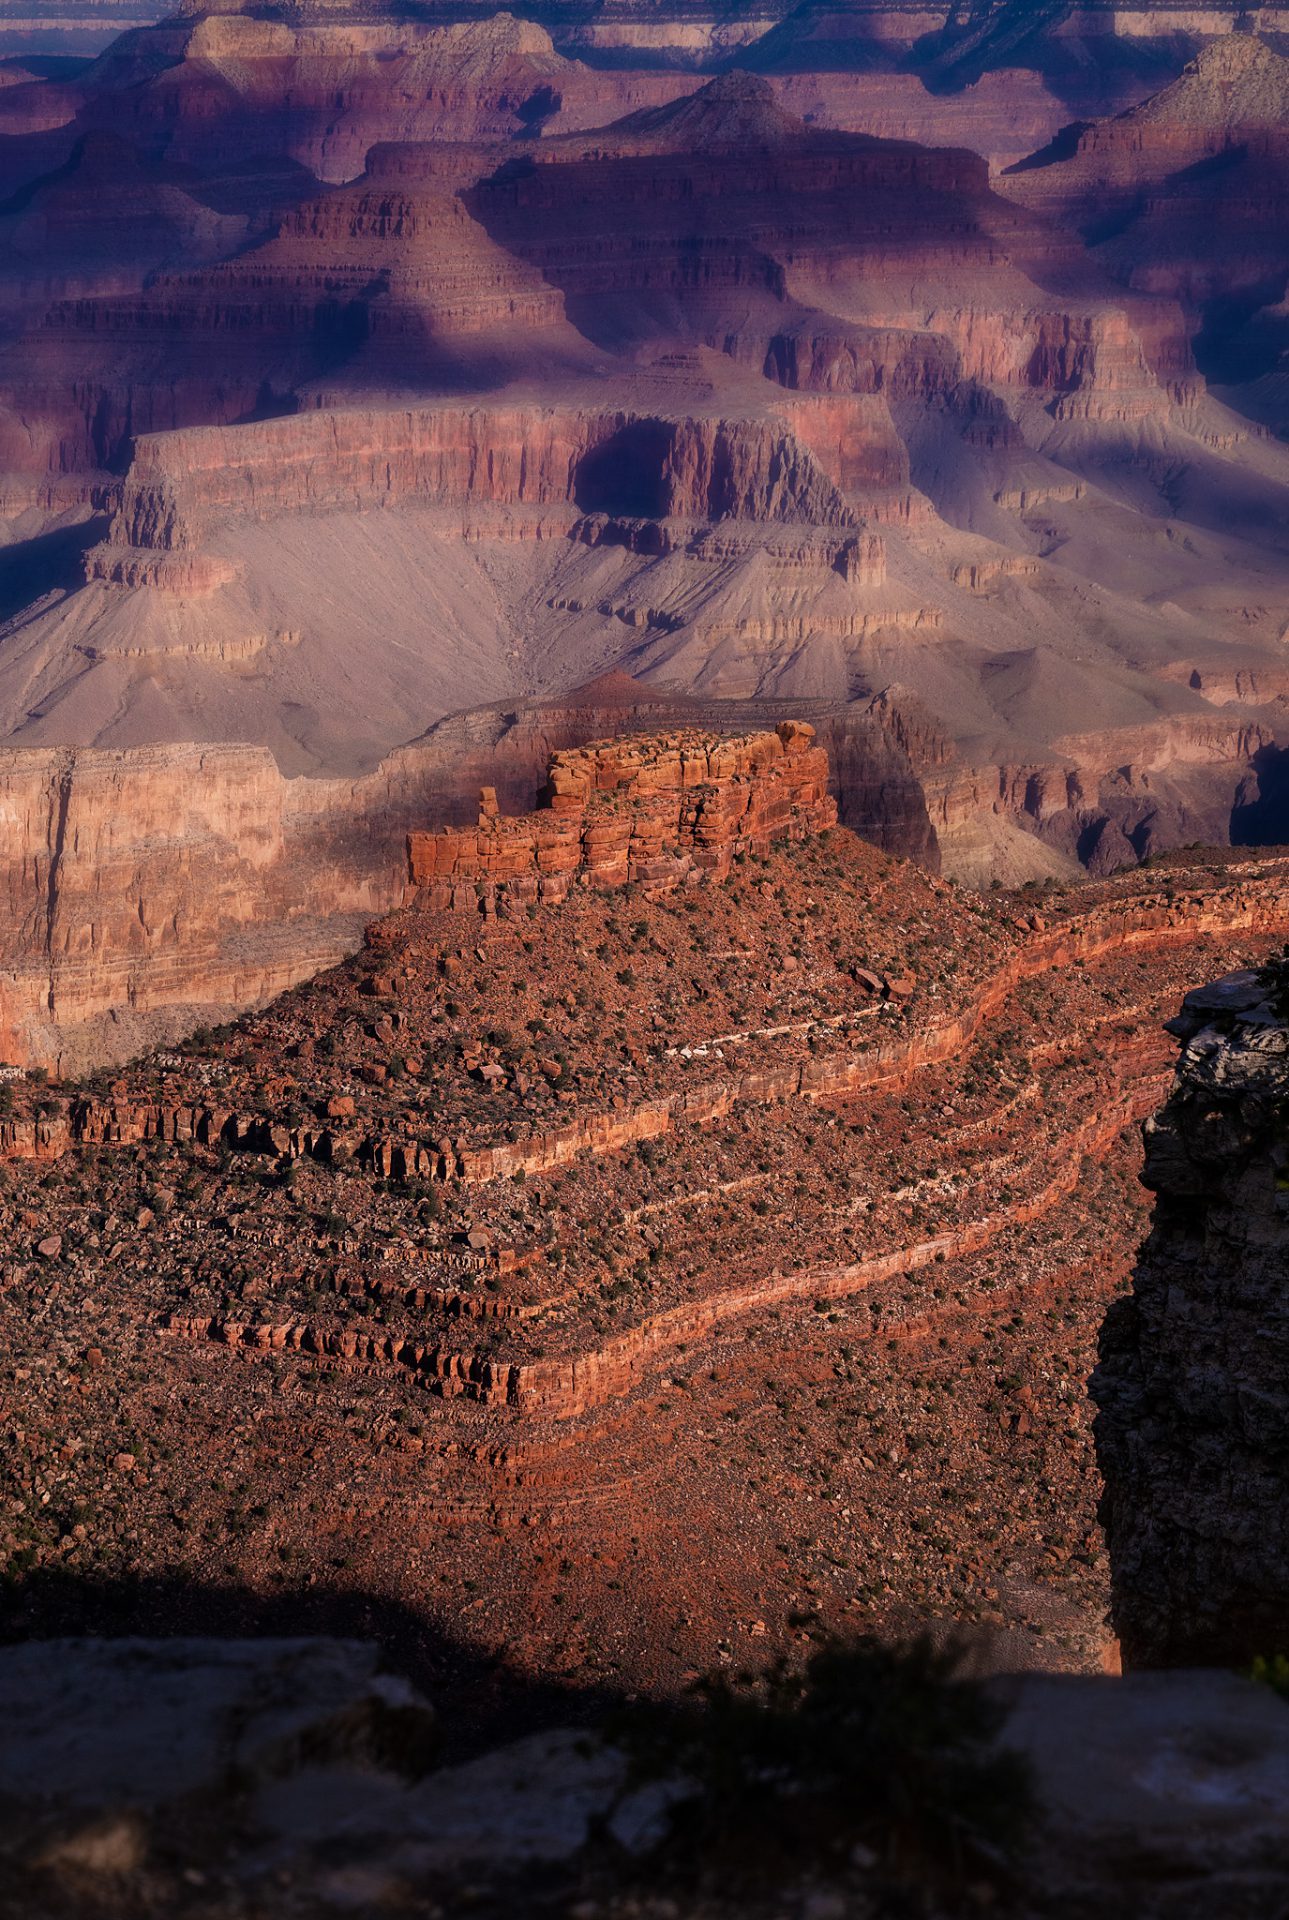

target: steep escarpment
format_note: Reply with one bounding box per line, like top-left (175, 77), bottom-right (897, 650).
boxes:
top-left (0, 12), bottom-right (582, 173)
top-left (1005, 34), bottom-right (1289, 233)
top-left (110, 399), bottom-right (876, 547)
top-left (0, 131), bottom-right (249, 321)
top-left (466, 75), bottom-right (1198, 415)
top-left (1094, 962), bottom-right (1289, 1668)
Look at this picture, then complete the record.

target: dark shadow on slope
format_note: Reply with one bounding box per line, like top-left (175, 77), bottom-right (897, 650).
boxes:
top-left (0, 1565), bottom-right (1035, 1919)
top-left (0, 515), bottom-right (108, 625)
top-left (916, 7), bottom-right (1198, 109)
top-left (0, 1565), bottom-right (625, 1757)
top-left (0, 53), bottom-right (93, 82)
top-left (1001, 118), bottom-right (1090, 175)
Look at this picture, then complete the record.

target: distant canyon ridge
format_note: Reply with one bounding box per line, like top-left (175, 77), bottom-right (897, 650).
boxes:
top-left (0, 1), bottom-right (1284, 1065)
top-left (7, 0), bottom-right (1289, 66)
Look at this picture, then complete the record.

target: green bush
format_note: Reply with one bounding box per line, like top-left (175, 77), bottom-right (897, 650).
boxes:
top-left (610, 1635), bottom-right (1032, 1898)
top-left (1251, 1652), bottom-right (1289, 1699)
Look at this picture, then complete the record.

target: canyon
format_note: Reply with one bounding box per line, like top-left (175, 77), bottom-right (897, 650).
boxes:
top-left (0, 7), bottom-right (1284, 1057)
top-left (0, 13), bottom-right (1286, 1909)
top-left (0, 725), bottom-right (1284, 1913)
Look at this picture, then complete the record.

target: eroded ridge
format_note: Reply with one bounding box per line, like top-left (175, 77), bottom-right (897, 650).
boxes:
top-left (6, 731), bottom-right (1289, 1690)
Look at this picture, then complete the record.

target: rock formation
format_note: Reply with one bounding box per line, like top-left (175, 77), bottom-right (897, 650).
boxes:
top-left (4, 734), bottom-right (1289, 1701)
top-left (0, 684), bottom-right (839, 1071)
top-left (1000, 35), bottom-right (1289, 428)
top-left (0, 13), bottom-right (1283, 1065)
top-left (408, 721), bottom-right (836, 906)
top-left (1094, 963), bottom-right (1289, 1668)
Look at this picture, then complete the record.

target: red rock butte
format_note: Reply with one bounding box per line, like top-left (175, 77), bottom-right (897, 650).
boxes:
top-left (406, 721), bottom-right (836, 908)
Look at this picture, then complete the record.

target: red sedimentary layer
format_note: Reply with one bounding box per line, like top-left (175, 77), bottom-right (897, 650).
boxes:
top-left (0, 68), bottom-right (1199, 488)
top-left (9, 852), bottom-right (1288, 1191)
top-left (407, 720), bottom-right (835, 905)
top-left (137, 858), bottom-right (1289, 1426)
top-left (5, 791), bottom-right (1288, 1697)
top-left (159, 1088), bottom-right (1155, 1420)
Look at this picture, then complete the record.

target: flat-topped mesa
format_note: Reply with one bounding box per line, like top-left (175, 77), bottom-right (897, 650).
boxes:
top-left (406, 720), bottom-right (836, 911)
top-left (107, 402), bottom-right (866, 553)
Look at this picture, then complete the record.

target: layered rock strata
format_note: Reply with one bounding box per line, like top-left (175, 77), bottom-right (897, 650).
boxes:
top-left (110, 400), bottom-right (879, 550)
top-left (4, 815), bottom-right (1289, 1701)
top-left (407, 721), bottom-right (835, 906)
top-left (0, 20), bottom-right (1283, 1062)
top-left (1094, 964), bottom-right (1289, 1667)
top-left (0, 73), bottom-right (1201, 485)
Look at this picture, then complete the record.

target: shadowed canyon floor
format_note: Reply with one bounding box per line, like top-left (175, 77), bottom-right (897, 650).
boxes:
top-left (6, 732), bottom-right (1289, 1732)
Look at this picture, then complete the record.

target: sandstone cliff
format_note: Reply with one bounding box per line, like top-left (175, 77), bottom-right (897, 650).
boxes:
top-left (1094, 963), bottom-right (1289, 1667)
top-left (408, 719), bottom-right (836, 906)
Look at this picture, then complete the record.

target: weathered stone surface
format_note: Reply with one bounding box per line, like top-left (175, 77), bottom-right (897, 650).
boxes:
top-left (0, 1636), bottom-right (432, 1815)
top-left (1094, 966), bottom-right (1289, 1667)
top-left (4, 1632), bottom-right (1289, 1916)
top-left (999, 1669), bottom-right (1289, 1906)
top-left (408, 721), bottom-right (837, 905)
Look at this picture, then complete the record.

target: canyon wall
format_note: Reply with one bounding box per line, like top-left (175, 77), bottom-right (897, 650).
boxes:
top-left (0, 719), bottom-right (577, 1074)
top-left (112, 400), bottom-right (869, 551)
top-left (0, 740), bottom-right (400, 1073)
top-left (1094, 965), bottom-right (1289, 1667)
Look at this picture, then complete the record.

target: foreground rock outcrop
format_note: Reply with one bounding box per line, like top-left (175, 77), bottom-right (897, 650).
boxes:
top-left (3, 1633), bottom-right (1289, 1918)
top-left (1095, 964), bottom-right (1289, 1668)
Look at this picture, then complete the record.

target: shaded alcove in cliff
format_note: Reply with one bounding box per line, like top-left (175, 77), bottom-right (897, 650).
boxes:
top-left (1230, 742), bottom-right (1289, 847)
top-left (573, 421), bottom-right (674, 517)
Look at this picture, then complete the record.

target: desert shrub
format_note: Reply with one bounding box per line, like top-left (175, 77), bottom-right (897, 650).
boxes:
top-left (609, 1636), bottom-right (1031, 1900)
top-left (1251, 1652), bottom-right (1289, 1699)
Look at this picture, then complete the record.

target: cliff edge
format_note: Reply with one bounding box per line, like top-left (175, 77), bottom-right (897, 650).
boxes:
top-left (1094, 962), bottom-right (1289, 1668)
